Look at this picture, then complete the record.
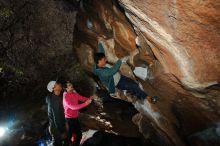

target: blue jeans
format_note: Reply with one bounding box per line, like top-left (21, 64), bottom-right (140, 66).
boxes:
top-left (116, 75), bottom-right (147, 99)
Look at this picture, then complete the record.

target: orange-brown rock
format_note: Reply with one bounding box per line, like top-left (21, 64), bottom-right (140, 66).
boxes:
top-left (73, 1), bottom-right (220, 146)
top-left (118, 0), bottom-right (220, 90)
top-left (75, 44), bottom-right (94, 71)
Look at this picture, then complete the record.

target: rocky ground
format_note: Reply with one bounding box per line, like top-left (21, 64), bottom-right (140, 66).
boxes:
top-left (0, 90), bottom-right (156, 146)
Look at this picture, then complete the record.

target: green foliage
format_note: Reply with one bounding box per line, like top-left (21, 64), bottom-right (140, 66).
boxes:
top-left (0, 0), bottom-right (96, 104)
top-left (0, 8), bottom-right (13, 19)
top-left (0, 62), bottom-right (28, 105)
top-left (0, 63), bottom-right (24, 77)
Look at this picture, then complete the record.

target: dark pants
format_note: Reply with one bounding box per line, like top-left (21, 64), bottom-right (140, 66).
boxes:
top-left (66, 118), bottom-right (82, 146)
top-left (116, 75), bottom-right (147, 99)
top-left (49, 125), bottom-right (68, 146)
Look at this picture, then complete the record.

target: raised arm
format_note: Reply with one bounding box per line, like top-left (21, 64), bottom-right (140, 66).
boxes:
top-left (98, 43), bottom-right (105, 53)
top-left (78, 94), bottom-right (90, 102)
top-left (63, 97), bottom-right (90, 111)
top-left (100, 60), bottom-right (122, 77)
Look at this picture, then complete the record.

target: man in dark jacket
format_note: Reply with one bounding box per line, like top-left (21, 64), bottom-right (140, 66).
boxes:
top-left (46, 81), bottom-right (67, 146)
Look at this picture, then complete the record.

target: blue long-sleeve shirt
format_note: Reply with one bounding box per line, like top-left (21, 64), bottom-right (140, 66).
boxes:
top-left (93, 43), bottom-right (122, 93)
top-left (92, 60), bottom-right (122, 93)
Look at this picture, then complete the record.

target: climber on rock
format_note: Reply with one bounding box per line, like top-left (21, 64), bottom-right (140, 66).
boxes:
top-left (92, 51), bottom-right (157, 103)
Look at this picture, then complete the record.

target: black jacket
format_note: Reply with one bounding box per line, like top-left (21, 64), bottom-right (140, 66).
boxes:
top-left (46, 93), bottom-right (65, 133)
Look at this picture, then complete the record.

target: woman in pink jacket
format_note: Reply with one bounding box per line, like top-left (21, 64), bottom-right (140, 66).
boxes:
top-left (63, 81), bottom-right (92, 146)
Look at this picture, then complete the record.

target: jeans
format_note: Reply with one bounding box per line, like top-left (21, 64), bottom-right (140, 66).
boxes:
top-left (66, 118), bottom-right (82, 146)
top-left (116, 75), bottom-right (147, 99)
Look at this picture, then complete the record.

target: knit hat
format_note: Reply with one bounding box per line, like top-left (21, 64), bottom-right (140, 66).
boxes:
top-left (47, 81), bottom-right (56, 92)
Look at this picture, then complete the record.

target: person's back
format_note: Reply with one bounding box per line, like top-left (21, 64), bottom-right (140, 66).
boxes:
top-left (46, 93), bottom-right (65, 133)
top-left (46, 81), bottom-right (66, 146)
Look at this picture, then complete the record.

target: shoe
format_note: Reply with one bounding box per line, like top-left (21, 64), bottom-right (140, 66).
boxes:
top-left (146, 96), bottom-right (158, 104)
top-left (151, 96), bottom-right (158, 104)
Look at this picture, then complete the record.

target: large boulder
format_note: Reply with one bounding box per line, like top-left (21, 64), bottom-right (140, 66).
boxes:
top-left (118, 0), bottom-right (220, 90)
top-left (73, 0), bottom-right (220, 146)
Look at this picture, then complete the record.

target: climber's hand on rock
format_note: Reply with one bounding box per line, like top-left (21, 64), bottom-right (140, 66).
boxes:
top-left (121, 56), bottom-right (130, 63)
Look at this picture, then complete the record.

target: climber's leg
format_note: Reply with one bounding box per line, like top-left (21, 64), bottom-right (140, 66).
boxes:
top-left (116, 75), bottom-right (147, 99)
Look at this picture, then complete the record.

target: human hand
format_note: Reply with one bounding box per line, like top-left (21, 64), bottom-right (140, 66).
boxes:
top-left (86, 99), bottom-right (92, 105)
top-left (121, 56), bottom-right (130, 63)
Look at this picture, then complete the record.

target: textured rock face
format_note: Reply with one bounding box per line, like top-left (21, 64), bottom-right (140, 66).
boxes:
top-left (0, 0), bottom-right (79, 101)
top-left (73, 0), bottom-right (220, 146)
top-left (118, 0), bottom-right (220, 90)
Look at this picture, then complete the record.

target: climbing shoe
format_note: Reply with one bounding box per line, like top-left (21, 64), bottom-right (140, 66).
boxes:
top-left (150, 96), bottom-right (158, 104)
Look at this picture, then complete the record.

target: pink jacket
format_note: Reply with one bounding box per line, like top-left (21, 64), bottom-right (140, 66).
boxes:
top-left (63, 91), bottom-right (91, 118)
